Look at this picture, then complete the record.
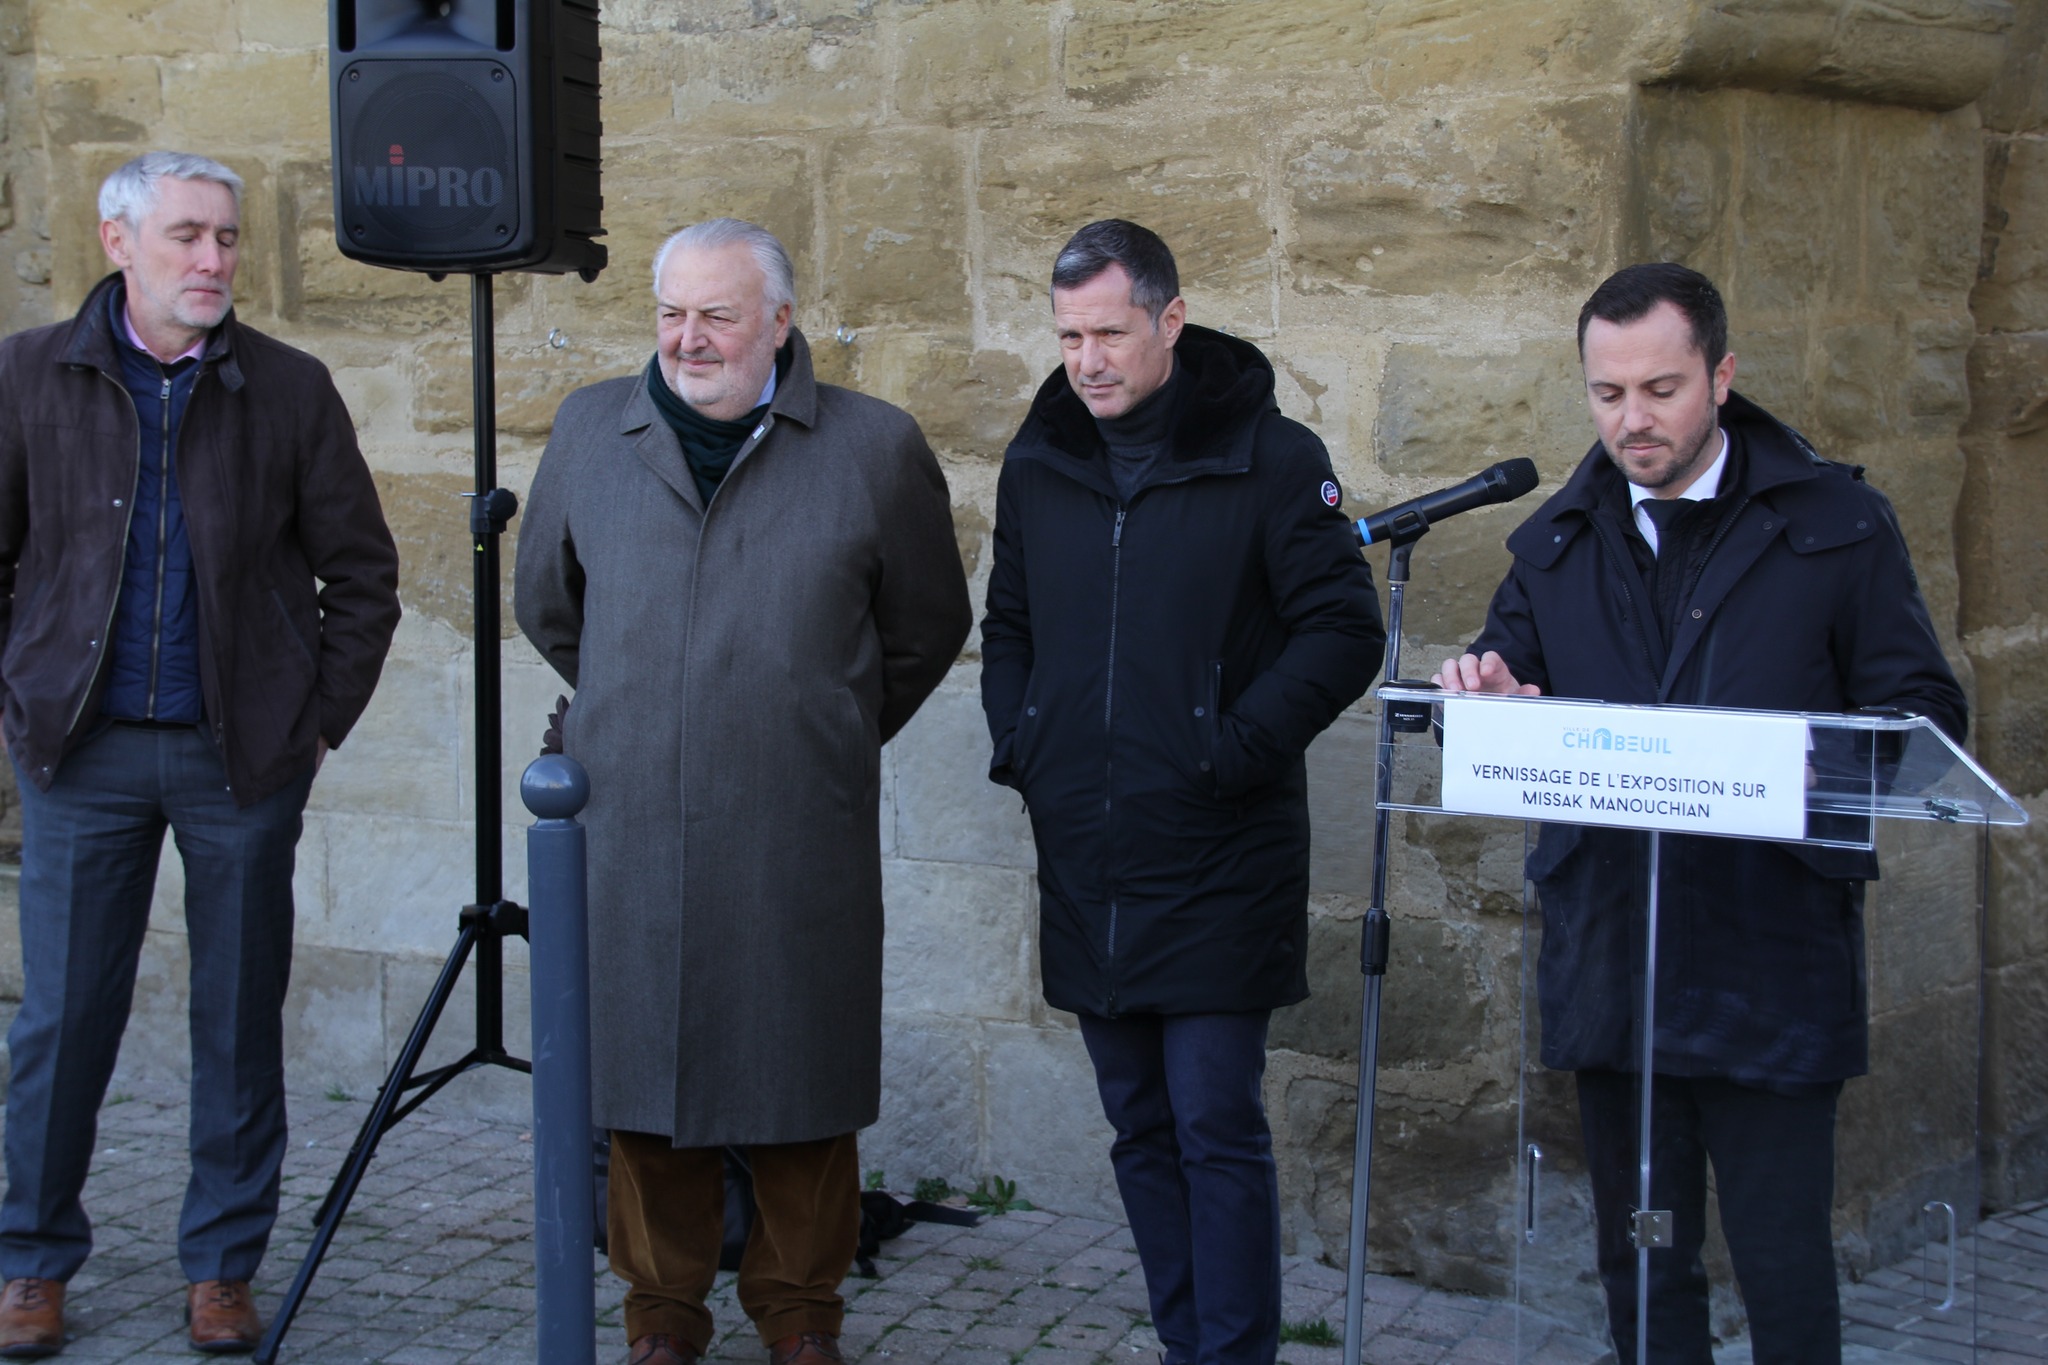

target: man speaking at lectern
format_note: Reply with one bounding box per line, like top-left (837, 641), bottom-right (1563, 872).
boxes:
top-left (1435, 263), bottom-right (1965, 1363)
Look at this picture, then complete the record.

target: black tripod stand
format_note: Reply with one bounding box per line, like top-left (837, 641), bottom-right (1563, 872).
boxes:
top-left (256, 273), bottom-right (527, 1364)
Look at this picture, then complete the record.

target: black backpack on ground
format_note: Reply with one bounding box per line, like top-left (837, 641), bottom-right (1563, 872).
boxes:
top-left (589, 1131), bottom-right (978, 1276)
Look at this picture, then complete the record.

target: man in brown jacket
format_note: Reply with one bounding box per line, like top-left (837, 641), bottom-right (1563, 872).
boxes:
top-left (516, 218), bottom-right (970, 1365)
top-left (0, 151), bottom-right (400, 1357)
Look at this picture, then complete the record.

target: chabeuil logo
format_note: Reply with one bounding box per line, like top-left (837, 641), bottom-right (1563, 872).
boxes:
top-left (1562, 726), bottom-right (1673, 755)
top-left (351, 143), bottom-right (505, 209)
top-left (1320, 479), bottom-right (1341, 507)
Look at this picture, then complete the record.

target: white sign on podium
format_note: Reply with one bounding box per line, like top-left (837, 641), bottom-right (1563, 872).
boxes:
top-left (1436, 694), bottom-right (1808, 839)
top-left (1368, 683), bottom-right (2030, 1362)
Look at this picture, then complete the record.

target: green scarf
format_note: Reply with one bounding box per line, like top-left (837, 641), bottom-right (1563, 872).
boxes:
top-left (645, 357), bottom-right (769, 506)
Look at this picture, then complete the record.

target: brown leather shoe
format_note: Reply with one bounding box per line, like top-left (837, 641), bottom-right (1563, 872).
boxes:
top-left (0, 1277), bottom-right (64, 1358)
top-left (767, 1333), bottom-right (843, 1365)
top-left (628, 1336), bottom-right (701, 1365)
top-left (185, 1280), bottom-right (261, 1355)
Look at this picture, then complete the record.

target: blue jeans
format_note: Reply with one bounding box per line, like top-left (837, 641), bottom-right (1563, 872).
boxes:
top-left (2, 724), bottom-right (312, 1284)
top-left (1078, 1011), bottom-right (1280, 1365)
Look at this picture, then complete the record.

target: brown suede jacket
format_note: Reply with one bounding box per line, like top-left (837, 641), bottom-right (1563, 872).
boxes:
top-left (0, 274), bottom-right (401, 805)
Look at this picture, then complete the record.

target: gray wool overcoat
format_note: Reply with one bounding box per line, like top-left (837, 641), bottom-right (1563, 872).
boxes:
top-left (514, 328), bottom-right (972, 1146)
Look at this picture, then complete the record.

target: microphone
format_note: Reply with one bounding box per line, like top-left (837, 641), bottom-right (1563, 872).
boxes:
top-left (1354, 458), bottom-right (1541, 547)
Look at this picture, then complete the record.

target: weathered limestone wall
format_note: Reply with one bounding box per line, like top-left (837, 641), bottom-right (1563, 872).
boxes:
top-left (0, 0), bottom-right (43, 342)
top-left (0, 0), bottom-right (2038, 1305)
top-left (0, 0), bottom-right (37, 858)
top-left (1964, 0), bottom-right (2048, 1210)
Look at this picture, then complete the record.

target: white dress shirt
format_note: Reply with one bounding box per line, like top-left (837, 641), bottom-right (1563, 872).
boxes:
top-left (1629, 428), bottom-right (1729, 556)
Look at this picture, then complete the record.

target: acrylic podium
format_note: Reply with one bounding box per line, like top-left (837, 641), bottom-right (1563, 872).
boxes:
top-left (1368, 685), bottom-right (2030, 1362)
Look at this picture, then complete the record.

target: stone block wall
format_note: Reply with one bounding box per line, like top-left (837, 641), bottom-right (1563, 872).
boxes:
top-left (1964, 0), bottom-right (2048, 1210)
top-left (0, 0), bottom-right (33, 858)
top-left (0, 0), bottom-right (2039, 1306)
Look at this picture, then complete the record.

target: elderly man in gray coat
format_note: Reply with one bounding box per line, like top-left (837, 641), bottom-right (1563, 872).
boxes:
top-left (515, 218), bottom-right (971, 1365)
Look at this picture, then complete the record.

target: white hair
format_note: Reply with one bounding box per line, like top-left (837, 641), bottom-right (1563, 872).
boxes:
top-left (651, 218), bottom-right (796, 313)
top-left (98, 151), bottom-right (244, 227)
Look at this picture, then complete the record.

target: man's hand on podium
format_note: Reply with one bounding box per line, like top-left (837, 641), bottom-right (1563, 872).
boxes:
top-left (1433, 651), bottom-right (1542, 696)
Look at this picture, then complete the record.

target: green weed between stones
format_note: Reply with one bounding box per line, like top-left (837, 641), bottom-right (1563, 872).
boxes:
top-left (967, 1175), bottom-right (1033, 1214)
top-left (1279, 1317), bottom-right (1338, 1347)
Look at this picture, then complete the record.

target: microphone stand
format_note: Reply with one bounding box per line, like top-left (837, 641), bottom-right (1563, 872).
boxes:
top-left (1337, 465), bottom-right (1535, 1361)
top-left (1340, 525), bottom-right (1428, 1365)
top-left (255, 273), bottom-right (529, 1363)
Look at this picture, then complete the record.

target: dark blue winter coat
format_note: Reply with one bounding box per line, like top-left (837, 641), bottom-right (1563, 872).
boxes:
top-left (980, 326), bottom-right (1385, 1018)
top-left (1472, 391), bottom-right (1967, 1084)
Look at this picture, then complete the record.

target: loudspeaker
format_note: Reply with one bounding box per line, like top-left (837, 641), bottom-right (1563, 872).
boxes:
top-left (329, 0), bottom-right (606, 278)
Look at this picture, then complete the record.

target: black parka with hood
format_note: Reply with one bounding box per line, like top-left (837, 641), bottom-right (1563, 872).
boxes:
top-left (981, 326), bottom-right (1385, 1017)
top-left (1474, 391), bottom-right (1968, 1084)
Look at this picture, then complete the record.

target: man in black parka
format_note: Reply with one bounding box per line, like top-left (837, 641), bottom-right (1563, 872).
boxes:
top-left (980, 220), bottom-right (1384, 1365)
top-left (1436, 264), bottom-right (1966, 1364)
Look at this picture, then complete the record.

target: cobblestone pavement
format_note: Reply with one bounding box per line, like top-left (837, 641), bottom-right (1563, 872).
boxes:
top-left (1831, 1200), bottom-right (2048, 1363)
top-left (3, 1082), bottom-right (2041, 1363)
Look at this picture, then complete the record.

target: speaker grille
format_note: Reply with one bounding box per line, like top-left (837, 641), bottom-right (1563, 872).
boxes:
top-left (329, 0), bottom-right (605, 277)
top-left (337, 60), bottom-right (520, 256)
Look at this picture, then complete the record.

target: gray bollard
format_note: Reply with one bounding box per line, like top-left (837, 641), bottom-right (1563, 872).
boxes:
top-left (523, 754), bottom-right (595, 1365)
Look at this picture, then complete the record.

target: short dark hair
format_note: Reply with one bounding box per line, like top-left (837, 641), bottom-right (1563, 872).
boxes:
top-left (1050, 219), bottom-right (1180, 323)
top-left (1577, 263), bottom-right (1728, 372)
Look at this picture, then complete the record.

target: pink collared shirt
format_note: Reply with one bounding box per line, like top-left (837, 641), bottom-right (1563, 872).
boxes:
top-left (120, 297), bottom-right (207, 364)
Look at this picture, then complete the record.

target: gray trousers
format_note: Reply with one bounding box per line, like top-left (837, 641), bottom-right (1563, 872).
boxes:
top-left (1, 723), bottom-right (313, 1284)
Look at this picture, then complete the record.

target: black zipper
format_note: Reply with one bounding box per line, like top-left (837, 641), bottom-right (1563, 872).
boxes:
top-left (1105, 899), bottom-right (1118, 1016)
top-left (1104, 508), bottom-right (1125, 730)
top-left (1103, 506), bottom-right (1126, 1013)
top-left (145, 371), bottom-right (174, 717)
